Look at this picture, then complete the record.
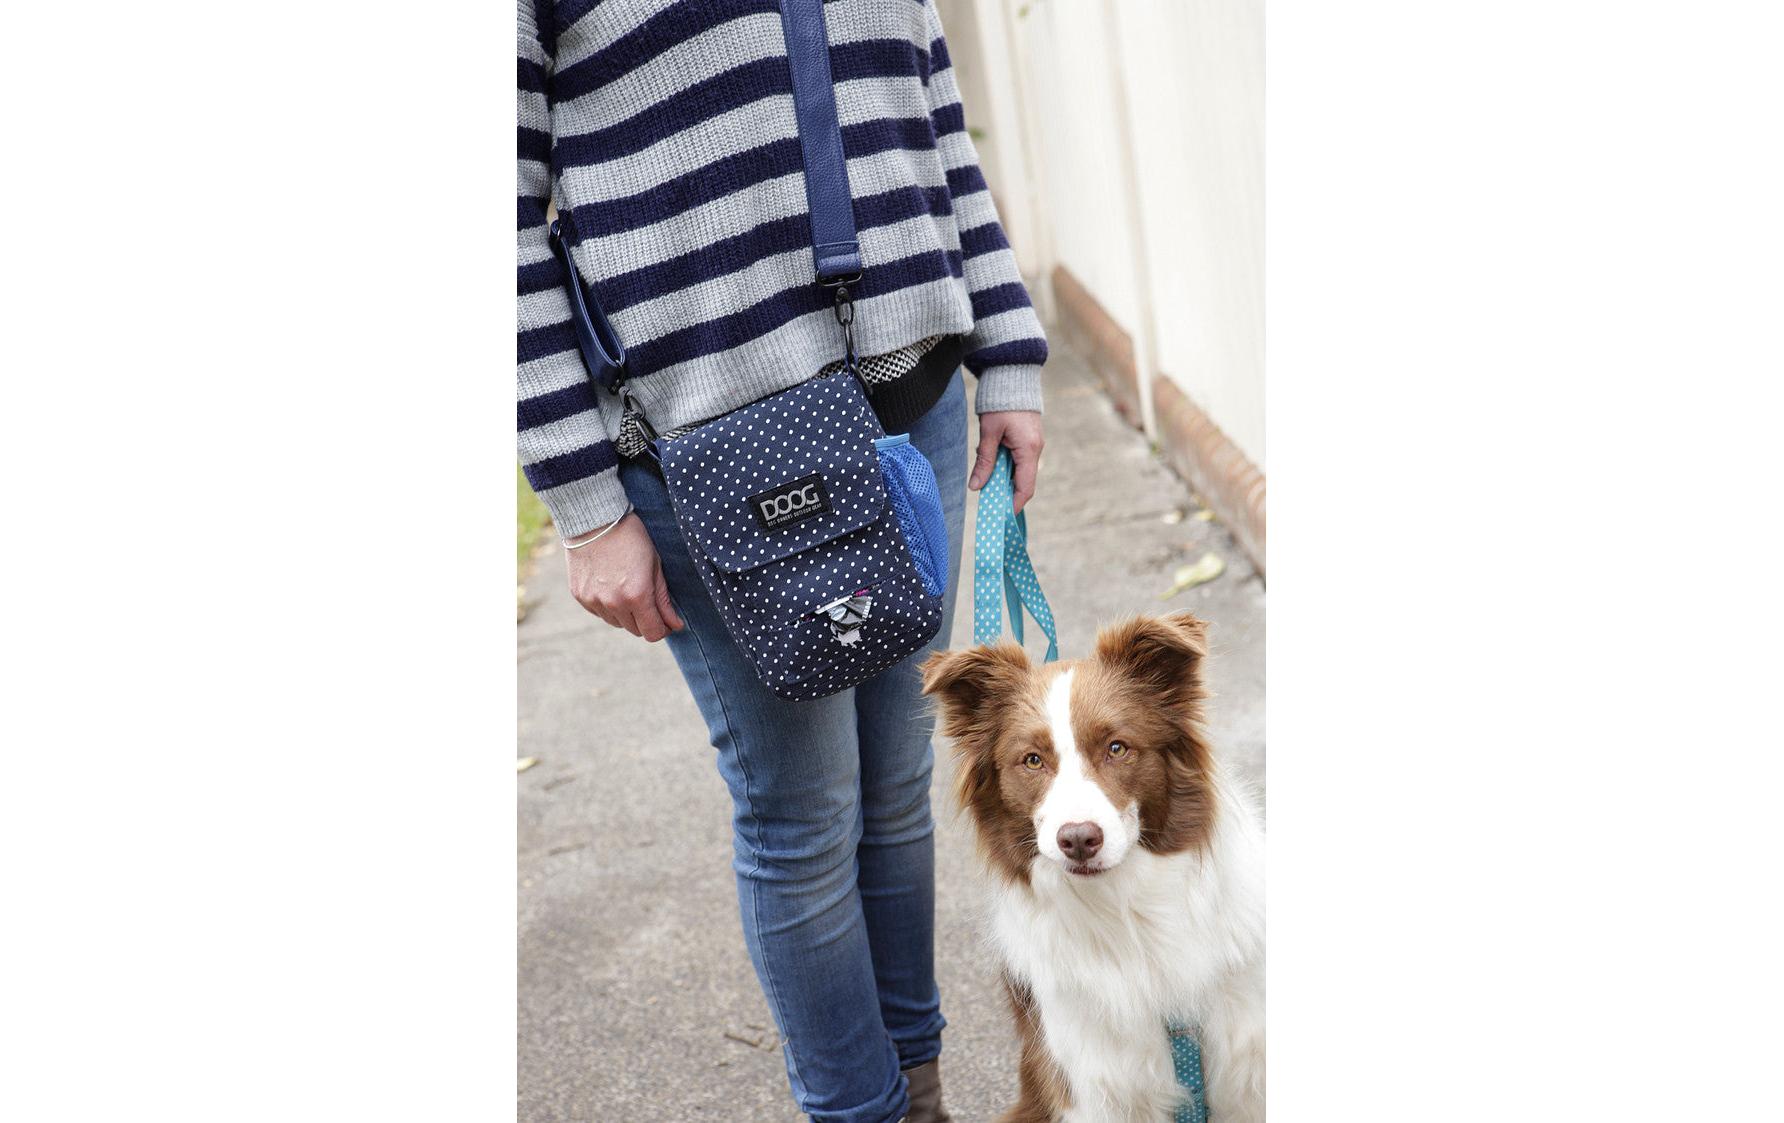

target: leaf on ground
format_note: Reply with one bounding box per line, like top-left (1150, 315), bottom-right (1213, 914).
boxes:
top-left (1161, 508), bottom-right (1186, 525)
top-left (516, 756), bottom-right (539, 773)
top-left (1193, 509), bottom-right (1216, 522)
top-left (1160, 552), bottom-right (1226, 598)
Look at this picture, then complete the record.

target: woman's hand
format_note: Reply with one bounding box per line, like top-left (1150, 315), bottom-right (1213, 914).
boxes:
top-left (969, 410), bottom-right (1045, 513)
top-left (563, 514), bottom-right (684, 642)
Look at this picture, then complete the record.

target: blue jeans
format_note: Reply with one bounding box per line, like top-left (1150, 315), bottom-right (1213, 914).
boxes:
top-left (621, 373), bottom-right (968, 1123)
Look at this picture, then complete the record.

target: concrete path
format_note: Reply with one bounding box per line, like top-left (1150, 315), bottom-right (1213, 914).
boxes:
top-left (519, 338), bottom-right (1265, 1122)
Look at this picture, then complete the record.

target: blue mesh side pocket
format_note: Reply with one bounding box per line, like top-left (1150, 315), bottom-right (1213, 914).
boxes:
top-left (873, 434), bottom-right (949, 599)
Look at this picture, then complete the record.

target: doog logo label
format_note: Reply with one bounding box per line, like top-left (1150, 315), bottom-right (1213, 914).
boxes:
top-left (747, 473), bottom-right (833, 531)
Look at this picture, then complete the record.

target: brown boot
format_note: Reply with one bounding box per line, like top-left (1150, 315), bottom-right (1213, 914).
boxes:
top-left (902, 1059), bottom-right (954, 1123)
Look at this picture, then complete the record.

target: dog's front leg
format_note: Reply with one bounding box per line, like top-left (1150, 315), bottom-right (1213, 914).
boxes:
top-left (1030, 989), bottom-right (1180, 1123)
top-left (1199, 980), bottom-right (1267, 1123)
top-left (997, 975), bottom-right (1070, 1122)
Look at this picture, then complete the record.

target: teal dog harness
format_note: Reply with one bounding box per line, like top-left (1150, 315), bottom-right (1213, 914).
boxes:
top-left (1168, 1021), bottom-right (1210, 1122)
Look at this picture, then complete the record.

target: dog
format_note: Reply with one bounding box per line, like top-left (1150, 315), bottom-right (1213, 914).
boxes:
top-left (921, 612), bottom-right (1264, 1123)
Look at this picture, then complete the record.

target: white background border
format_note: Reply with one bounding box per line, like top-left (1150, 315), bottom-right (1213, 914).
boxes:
top-left (3, 1), bottom-right (1780, 1118)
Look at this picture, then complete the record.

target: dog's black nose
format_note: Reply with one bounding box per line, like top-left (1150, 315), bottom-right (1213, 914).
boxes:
top-left (1057, 822), bottom-right (1103, 862)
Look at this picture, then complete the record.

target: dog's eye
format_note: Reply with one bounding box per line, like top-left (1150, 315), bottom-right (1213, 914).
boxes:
top-left (1022, 752), bottom-right (1044, 770)
top-left (1107, 741), bottom-right (1129, 758)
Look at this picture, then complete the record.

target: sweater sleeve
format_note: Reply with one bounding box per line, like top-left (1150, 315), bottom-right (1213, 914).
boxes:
top-left (923, 1), bottom-right (1048, 415)
top-left (517, 0), bottom-right (628, 537)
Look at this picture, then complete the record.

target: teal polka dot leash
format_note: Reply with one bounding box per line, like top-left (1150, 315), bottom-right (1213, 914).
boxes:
top-left (972, 448), bottom-right (1058, 661)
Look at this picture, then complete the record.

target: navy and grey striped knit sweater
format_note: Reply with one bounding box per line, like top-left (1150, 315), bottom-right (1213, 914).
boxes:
top-left (518, 0), bottom-right (1049, 536)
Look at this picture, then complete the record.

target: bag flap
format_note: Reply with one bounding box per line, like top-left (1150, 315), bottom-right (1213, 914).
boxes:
top-left (659, 374), bottom-right (888, 574)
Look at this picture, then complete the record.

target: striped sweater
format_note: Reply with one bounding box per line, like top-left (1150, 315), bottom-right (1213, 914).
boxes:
top-left (518, 0), bottom-right (1049, 536)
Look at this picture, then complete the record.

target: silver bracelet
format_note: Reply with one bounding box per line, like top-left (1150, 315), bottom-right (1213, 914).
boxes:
top-left (563, 503), bottom-right (634, 551)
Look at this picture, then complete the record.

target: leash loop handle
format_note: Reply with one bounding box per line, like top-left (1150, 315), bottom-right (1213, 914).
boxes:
top-left (972, 448), bottom-right (1058, 661)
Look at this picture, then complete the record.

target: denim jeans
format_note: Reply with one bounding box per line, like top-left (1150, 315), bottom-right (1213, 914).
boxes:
top-left (621, 373), bottom-right (968, 1123)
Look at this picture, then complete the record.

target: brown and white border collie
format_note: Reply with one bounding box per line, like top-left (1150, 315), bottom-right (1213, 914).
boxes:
top-left (922, 612), bottom-right (1264, 1123)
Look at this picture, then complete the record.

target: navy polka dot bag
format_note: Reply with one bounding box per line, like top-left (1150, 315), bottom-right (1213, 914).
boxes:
top-left (657, 371), bottom-right (946, 700)
top-left (566, 0), bottom-right (948, 700)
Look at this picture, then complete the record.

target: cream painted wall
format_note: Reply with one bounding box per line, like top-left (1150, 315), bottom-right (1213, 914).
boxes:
top-left (938, 0), bottom-right (1264, 470)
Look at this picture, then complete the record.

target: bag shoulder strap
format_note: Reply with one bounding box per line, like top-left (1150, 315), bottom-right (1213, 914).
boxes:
top-left (548, 216), bottom-right (627, 392)
top-left (551, 0), bottom-right (860, 409)
top-left (778, 0), bottom-right (861, 286)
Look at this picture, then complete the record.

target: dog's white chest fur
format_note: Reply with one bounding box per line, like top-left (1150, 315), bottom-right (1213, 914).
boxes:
top-left (989, 773), bottom-right (1266, 1123)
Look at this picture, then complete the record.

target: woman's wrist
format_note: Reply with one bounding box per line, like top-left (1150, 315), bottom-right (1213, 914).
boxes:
top-left (562, 504), bottom-right (635, 551)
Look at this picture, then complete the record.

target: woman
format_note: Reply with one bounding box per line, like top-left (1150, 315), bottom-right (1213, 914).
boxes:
top-left (517, 2), bottom-right (1046, 1119)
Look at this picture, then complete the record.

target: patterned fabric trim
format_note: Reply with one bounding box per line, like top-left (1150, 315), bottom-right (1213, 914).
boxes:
top-left (615, 337), bottom-right (940, 458)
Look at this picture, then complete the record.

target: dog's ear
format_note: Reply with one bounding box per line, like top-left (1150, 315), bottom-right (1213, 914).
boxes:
top-left (1093, 612), bottom-right (1209, 708)
top-left (920, 642), bottom-right (1032, 721)
top-left (922, 643), bottom-right (1032, 812)
top-left (1100, 615), bottom-right (1218, 854)
top-left (924, 644), bottom-right (1048, 878)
